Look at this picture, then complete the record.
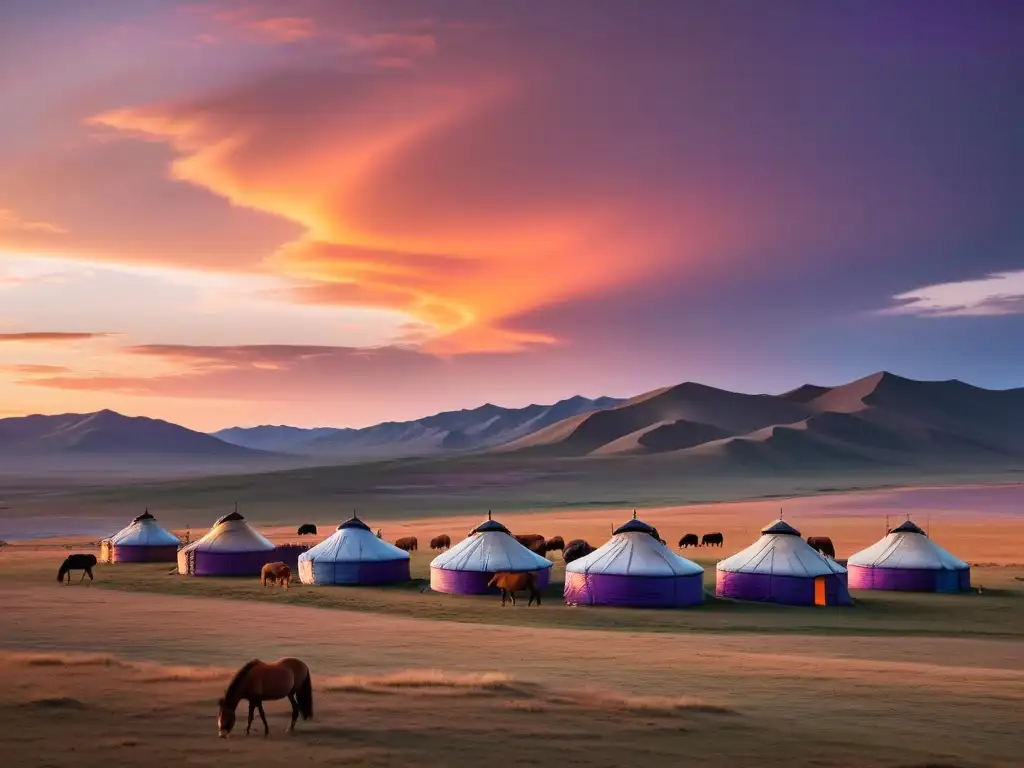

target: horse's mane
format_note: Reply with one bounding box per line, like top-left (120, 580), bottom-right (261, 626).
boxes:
top-left (222, 659), bottom-right (261, 703)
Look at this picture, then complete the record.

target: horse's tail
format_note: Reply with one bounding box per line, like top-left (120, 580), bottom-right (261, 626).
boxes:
top-left (57, 562), bottom-right (68, 582)
top-left (297, 668), bottom-right (313, 720)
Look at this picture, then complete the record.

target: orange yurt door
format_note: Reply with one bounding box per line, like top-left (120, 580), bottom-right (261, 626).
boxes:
top-left (814, 576), bottom-right (826, 606)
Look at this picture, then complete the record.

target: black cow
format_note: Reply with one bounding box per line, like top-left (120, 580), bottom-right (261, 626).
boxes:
top-left (701, 532), bottom-right (724, 547)
top-left (678, 533), bottom-right (699, 548)
top-left (297, 523), bottom-right (317, 536)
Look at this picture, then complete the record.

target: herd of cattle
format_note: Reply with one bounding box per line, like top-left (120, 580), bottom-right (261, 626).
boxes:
top-left (294, 523), bottom-right (839, 562)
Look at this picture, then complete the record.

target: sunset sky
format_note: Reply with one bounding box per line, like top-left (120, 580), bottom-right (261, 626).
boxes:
top-left (1, 1), bottom-right (1022, 430)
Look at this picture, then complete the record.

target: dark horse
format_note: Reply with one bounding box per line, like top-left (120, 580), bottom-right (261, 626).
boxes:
top-left (678, 533), bottom-right (699, 548)
top-left (57, 554), bottom-right (97, 583)
top-left (701, 532), bottom-right (724, 547)
top-left (218, 658), bottom-right (313, 738)
top-left (296, 524), bottom-right (317, 536)
top-left (807, 536), bottom-right (836, 558)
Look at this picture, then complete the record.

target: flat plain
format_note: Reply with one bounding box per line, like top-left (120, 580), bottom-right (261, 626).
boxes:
top-left (1, 483), bottom-right (1023, 767)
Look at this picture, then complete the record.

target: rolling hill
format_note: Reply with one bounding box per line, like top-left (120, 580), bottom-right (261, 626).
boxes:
top-left (495, 372), bottom-right (1024, 470)
top-left (213, 395), bottom-right (623, 458)
top-left (0, 410), bottom-right (267, 457)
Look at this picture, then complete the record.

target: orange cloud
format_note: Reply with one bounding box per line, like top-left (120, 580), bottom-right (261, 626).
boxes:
top-left (0, 332), bottom-right (113, 343)
top-left (0, 208), bottom-right (66, 235)
top-left (0, 364), bottom-right (73, 375)
top-left (242, 16), bottom-right (315, 43)
top-left (83, 37), bottom-right (766, 356)
top-left (22, 343), bottom-right (444, 400)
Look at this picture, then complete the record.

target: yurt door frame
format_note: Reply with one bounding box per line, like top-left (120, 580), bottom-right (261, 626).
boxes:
top-left (814, 576), bottom-right (827, 606)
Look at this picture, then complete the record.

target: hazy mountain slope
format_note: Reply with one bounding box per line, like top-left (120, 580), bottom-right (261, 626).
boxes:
top-left (214, 396), bottom-right (623, 458)
top-left (211, 425), bottom-right (349, 453)
top-left (498, 383), bottom-right (811, 456)
top-left (0, 410), bottom-right (265, 456)
top-left (495, 372), bottom-right (1024, 469)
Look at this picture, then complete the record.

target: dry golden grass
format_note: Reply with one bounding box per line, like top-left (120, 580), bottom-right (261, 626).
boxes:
top-left (3, 484), bottom-right (1024, 766)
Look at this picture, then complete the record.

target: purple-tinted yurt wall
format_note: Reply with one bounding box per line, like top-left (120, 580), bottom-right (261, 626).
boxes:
top-left (298, 516), bottom-right (410, 585)
top-left (100, 510), bottom-right (180, 563)
top-left (847, 520), bottom-right (970, 593)
top-left (177, 511), bottom-right (276, 576)
top-left (564, 515), bottom-right (704, 608)
top-left (429, 514), bottom-right (553, 595)
top-left (715, 520), bottom-right (851, 606)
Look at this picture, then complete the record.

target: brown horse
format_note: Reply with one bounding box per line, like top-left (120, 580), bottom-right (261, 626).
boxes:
top-left (217, 658), bottom-right (313, 738)
top-left (260, 562), bottom-right (292, 589)
top-left (487, 571), bottom-right (542, 607)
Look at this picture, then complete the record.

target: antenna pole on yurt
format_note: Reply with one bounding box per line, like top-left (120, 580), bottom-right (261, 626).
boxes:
top-left (885, 514), bottom-right (889, 535)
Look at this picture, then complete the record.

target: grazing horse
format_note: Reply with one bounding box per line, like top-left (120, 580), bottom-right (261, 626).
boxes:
top-left (394, 536), bottom-right (418, 552)
top-left (545, 536), bottom-right (565, 552)
top-left (701, 532), bottom-right (724, 547)
top-left (487, 571), bottom-right (542, 607)
top-left (807, 536), bottom-right (836, 559)
top-left (57, 554), bottom-right (97, 583)
top-left (260, 562), bottom-right (292, 589)
top-left (296, 524), bottom-right (317, 536)
top-left (563, 540), bottom-right (595, 564)
top-left (678, 533), bottom-right (699, 548)
top-left (217, 658), bottom-right (313, 738)
top-left (430, 534), bottom-right (451, 550)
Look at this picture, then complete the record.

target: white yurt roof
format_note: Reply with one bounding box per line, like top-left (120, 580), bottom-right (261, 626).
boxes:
top-left (184, 511), bottom-right (274, 553)
top-left (106, 510), bottom-right (179, 547)
top-left (299, 516), bottom-right (409, 564)
top-left (847, 520), bottom-right (968, 570)
top-left (717, 519), bottom-right (845, 577)
top-left (567, 516), bottom-right (703, 577)
top-left (432, 515), bottom-right (553, 573)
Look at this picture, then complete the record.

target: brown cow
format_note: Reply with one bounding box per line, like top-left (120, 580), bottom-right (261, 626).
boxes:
top-left (394, 536), bottom-right (418, 552)
top-left (807, 536), bottom-right (836, 558)
top-left (487, 571), bottom-right (542, 607)
top-left (544, 536), bottom-right (565, 552)
top-left (260, 561), bottom-right (292, 589)
top-left (514, 534), bottom-right (548, 556)
top-left (430, 534), bottom-right (451, 550)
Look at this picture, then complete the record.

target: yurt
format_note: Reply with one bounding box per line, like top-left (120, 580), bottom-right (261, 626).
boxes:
top-left (564, 515), bottom-right (705, 608)
top-left (847, 520), bottom-right (970, 592)
top-left (100, 510), bottom-right (179, 563)
top-left (716, 520), bottom-right (851, 606)
top-left (298, 516), bottom-right (410, 586)
top-left (177, 510), bottom-right (276, 576)
top-left (430, 513), bottom-right (553, 595)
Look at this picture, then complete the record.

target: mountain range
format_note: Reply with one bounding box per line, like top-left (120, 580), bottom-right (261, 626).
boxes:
top-left (495, 371), bottom-right (1024, 470)
top-left (212, 395), bottom-right (623, 457)
top-left (3, 373), bottom-right (1023, 475)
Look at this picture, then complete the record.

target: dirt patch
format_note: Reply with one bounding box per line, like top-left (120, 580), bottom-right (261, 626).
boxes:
top-left (28, 697), bottom-right (86, 709)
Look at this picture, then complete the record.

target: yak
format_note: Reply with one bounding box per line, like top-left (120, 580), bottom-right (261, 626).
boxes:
top-left (678, 533), bottom-right (699, 548)
top-left (807, 536), bottom-right (836, 558)
top-left (57, 554), bottom-right (97, 583)
top-left (544, 536), bottom-right (565, 552)
top-left (394, 536), bottom-right (418, 552)
top-left (701, 532), bottom-right (724, 547)
top-left (430, 534), bottom-right (451, 550)
top-left (487, 571), bottom-right (542, 607)
top-left (514, 534), bottom-right (548, 556)
top-left (563, 540), bottom-right (596, 564)
top-left (297, 524), bottom-right (317, 536)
